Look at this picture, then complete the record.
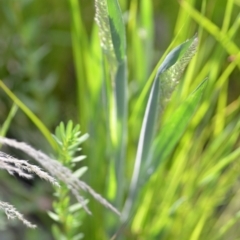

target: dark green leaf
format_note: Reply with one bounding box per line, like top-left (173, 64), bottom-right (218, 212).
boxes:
top-left (107, 0), bottom-right (126, 63)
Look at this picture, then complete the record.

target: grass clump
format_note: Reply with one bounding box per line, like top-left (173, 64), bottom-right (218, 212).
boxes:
top-left (0, 0), bottom-right (240, 239)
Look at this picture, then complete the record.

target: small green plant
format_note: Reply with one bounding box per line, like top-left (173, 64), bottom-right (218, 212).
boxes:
top-left (49, 121), bottom-right (89, 239)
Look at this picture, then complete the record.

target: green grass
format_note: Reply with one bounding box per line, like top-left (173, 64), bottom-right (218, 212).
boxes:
top-left (0, 0), bottom-right (240, 239)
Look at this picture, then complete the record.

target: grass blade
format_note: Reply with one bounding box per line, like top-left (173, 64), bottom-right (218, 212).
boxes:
top-left (0, 80), bottom-right (56, 149)
top-left (122, 36), bottom-right (198, 221)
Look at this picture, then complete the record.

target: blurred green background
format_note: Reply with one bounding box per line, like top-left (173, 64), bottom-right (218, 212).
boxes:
top-left (0, 0), bottom-right (240, 239)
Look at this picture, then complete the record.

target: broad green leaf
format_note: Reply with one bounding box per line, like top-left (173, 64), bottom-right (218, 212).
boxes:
top-left (114, 60), bottom-right (128, 207)
top-left (95, 0), bottom-right (126, 68)
top-left (95, 0), bottom-right (127, 207)
top-left (130, 82), bottom-right (207, 236)
top-left (122, 36), bottom-right (198, 220)
top-left (145, 79), bottom-right (207, 179)
top-left (107, 0), bottom-right (126, 63)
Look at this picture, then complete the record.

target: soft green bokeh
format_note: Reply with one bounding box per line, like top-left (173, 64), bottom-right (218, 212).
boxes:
top-left (0, 0), bottom-right (240, 239)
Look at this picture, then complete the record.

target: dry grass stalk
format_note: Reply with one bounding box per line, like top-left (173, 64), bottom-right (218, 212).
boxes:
top-left (0, 137), bottom-right (120, 217)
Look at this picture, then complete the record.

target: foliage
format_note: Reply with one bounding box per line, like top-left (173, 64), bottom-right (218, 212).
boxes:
top-left (49, 121), bottom-right (89, 239)
top-left (0, 0), bottom-right (240, 239)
